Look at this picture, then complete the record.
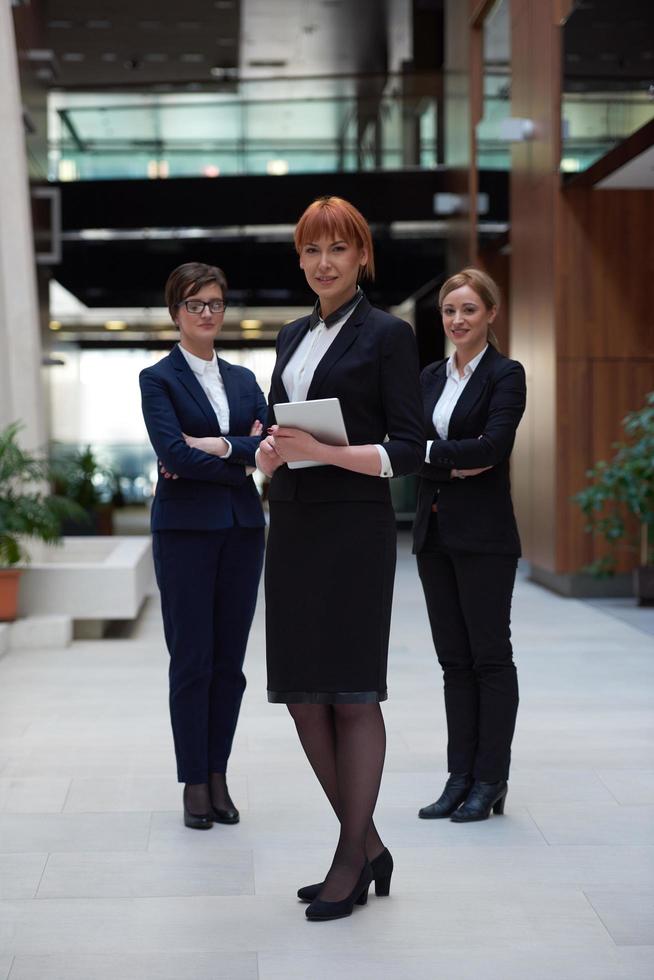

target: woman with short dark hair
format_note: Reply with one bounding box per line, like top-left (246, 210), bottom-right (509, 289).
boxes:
top-left (140, 261), bottom-right (266, 830)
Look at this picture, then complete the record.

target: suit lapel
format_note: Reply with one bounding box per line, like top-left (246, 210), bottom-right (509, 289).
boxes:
top-left (423, 361), bottom-right (447, 438)
top-left (305, 297), bottom-right (369, 401)
top-left (217, 357), bottom-right (240, 430)
top-left (447, 346), bottom-right (497, 438)
top-left (273, 316), bottom-right (312, 402)
top-left (170, 345), bottom-right (221, 433)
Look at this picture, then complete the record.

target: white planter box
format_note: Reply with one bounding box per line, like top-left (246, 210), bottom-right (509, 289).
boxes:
top-left (18, 536), bottom-right (155, 621)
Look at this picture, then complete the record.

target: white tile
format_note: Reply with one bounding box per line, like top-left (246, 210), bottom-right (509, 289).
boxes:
top-left (528, 803), bottom-right (654, 845)
top-left (584, 889), bottom-right (654, 945)
top-left (37, 850), bottom-right (254, 899)
top-left (0, 813), bottom-right (151, 854)
top-left (0, 855), bottom-right (47, 900)
top-left (7, 953), bottom-right (257, 980)
top-left (597, 769), bottom-right (654, 805)
top-left (0, 779), bottom-right (70, 814)
top-left (64, 776), bottom-right (247, 814)
top-left (253, 844), bottom-right (654, 896)
top-left (1, 889), bottom-right (610, 956)
top-left (258, 946), bottom-right (654, 980)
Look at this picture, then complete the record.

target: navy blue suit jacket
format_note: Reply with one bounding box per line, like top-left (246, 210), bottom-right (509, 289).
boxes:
top-left (140, 345), bottom-right (266, 531)
top-left (412, 345), bottom-right (526, 555)
top-left (267, 296), bottom-right (424, 503)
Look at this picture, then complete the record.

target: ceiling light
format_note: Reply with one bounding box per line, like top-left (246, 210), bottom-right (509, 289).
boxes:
top-left (241, 319), bottom-right (263, 330)
top-left (203, 165), bottom-right (220, 177)
top-left (49, 320), bottom-right (62, 331)
top-left (266, 159), bottom-right (289, 176)
top-left (104, 320), bottom-right (128, 331)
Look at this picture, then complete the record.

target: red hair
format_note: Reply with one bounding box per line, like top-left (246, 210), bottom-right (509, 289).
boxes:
top-left (294, 196), bottom-right (375, 280)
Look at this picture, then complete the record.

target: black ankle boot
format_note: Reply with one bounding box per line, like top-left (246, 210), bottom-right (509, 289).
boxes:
top-left (305, 863), bottom-right (373, 922)
top-left (418, 773), bottom-right (473, 819)
top-left (297, 847), bottom-right (393, 903)
top-left (450, 779), bottom-right (508, 822)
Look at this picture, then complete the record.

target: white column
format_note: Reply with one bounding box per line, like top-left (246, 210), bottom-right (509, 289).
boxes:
top-left (0, 1), bottom-right (46, 449)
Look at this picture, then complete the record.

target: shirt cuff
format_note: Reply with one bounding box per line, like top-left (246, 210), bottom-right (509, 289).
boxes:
top-left (375, 444), bottom-right (394, 478)
top-left (222, 439), bottom-right (232, 459)
top-left (425, 440), bottom-right (433, 464)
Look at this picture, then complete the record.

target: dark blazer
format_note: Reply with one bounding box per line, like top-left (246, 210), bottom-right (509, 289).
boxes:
top-left (413, 345), bottom-right (526, 555)
top-left (267, 296), bottom-right (425, 503)
top-left (139, 344), bottom-right (266, 531)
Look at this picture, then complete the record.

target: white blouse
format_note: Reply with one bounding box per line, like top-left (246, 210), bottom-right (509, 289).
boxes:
top-left (264, 293), bottom-right (393, 477)
top-left (179, 344), bottom-right (232, 456)
top-left (425, 345), bottom-right (488, 461)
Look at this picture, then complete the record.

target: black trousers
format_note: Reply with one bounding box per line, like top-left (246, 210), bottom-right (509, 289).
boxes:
top-left (153, 526), bottom-right (264, 783)
top-left (416, 515), bottom-right (519, 782)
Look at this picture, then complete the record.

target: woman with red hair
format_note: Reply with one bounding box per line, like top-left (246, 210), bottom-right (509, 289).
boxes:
top-left (258, 196), bottom-right (424, 921)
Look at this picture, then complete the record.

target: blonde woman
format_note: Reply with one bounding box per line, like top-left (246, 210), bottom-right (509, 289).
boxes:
top-left (414, 268), bottom-right (526, 823)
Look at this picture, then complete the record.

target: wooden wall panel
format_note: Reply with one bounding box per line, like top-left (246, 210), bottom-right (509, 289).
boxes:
top-left (509, 0), bottom-right (562, 572)
top-left (559, 189), bottom-right (654, 360)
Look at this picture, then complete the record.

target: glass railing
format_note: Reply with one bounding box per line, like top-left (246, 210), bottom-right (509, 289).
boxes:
top-left (47, 73), bottom-right (443, 181)
top-left (560, 91), bottom-right (654, 174)
top-left (475, 88), bottom-right (654, 175)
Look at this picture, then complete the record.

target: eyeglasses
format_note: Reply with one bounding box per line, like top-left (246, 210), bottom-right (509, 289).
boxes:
top-left (177, 299), bottom-right (227, 314)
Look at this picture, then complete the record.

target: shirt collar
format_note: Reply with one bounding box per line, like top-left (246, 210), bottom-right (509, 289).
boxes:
top-left (446, 343), bottom-right (489, 380)
top-left (178, 343), bottom-right (217, 376)
top-left (309, 287), bottom-right (363, 330)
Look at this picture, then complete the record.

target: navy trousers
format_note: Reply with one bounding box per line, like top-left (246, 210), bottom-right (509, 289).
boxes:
top-left (153, 526), bottom-right (264, 783)
top-left (417, 515), bottom-right (519, 783)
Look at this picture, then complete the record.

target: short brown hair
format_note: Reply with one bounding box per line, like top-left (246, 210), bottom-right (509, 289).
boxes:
top-left (164, 262), bottom-right (228, 322)
top-left (294, 196), bottom-right (375, 280)
top-left (439, 267), bottom-right (501, 350)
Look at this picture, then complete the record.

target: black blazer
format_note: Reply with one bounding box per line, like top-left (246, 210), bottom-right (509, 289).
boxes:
top-left (140, 345), bottom-right (267, 531)
top-left (267, 296), bottom-right (425, 503)
top-left (413, 345), bottom-right (526, 555)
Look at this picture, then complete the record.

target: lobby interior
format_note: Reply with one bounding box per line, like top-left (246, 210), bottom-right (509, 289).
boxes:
top-left (1, 1), bottom-right (653, 977)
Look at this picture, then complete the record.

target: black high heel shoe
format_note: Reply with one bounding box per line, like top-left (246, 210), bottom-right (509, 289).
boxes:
top-left (183, 785), bottom-right (213, 830)
top-left (209, 773), bottom-right (240, 824)
top-left (211, 803), bottom-right (239, 825)
top-left (450, 779), bottom-right (508, 822)
top-left (297, 847), bottom-right (393, 903)
top-left (305, 863), bottom-right (373, 922)
top-left (418, 773), bottom-right (473, 819)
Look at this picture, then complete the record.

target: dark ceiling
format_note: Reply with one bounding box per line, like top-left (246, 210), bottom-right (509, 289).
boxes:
top-left (35, 0), bottom-right (240, 89)
top-left (564, 0), bottom-right (654, 92)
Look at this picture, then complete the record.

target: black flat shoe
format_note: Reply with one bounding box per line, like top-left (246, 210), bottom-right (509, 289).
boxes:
top-left (183, 804), bottom-right (213, 830)
top-left (212, 804), bottom-right (239, 825)
top-left (418, 773), bottom-right (473, 819)
top-left (450, 779), bottom-right (508, 823)
top-left (297, 847), bottom-right (393, 903)
top-left (305, 863), bottom-right (373, 922)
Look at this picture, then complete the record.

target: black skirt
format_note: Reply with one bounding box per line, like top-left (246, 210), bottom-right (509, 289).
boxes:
top-left (265, 500), bottom-right (397, 704)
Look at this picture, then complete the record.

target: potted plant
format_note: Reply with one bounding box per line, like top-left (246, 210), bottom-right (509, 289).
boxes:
top-left (0, 422), bottom-right (85, 621)
top-left (51, 445), bottom-right (117, 535)
top-left (573, 391), bottom-right (654, 605)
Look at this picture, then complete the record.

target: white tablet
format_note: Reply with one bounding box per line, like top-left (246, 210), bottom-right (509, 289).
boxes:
top-left (274, 398), bottom-right (349, 469)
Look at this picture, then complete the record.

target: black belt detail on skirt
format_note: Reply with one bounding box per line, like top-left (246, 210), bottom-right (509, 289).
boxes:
top-left (267, 689), bottom-right (388, 705)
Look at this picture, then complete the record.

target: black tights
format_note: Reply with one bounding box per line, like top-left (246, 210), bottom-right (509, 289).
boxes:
top-left (288, 702), bottom-right (386, 902)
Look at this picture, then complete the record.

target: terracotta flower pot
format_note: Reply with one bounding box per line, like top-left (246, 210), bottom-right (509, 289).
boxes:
top-left (0, 568), bottom-right (22, 622)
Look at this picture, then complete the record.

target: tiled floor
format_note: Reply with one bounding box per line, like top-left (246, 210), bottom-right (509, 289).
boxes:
top-left (0, 535), bottom-right (652, 980)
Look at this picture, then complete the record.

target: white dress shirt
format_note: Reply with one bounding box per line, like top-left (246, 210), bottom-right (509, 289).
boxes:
top-left (426, 345), bottom-right (488, 462)
top-left (178, 344), bottom-right (232, 456)
top-left (276, 296), bottom-right (393, 477)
